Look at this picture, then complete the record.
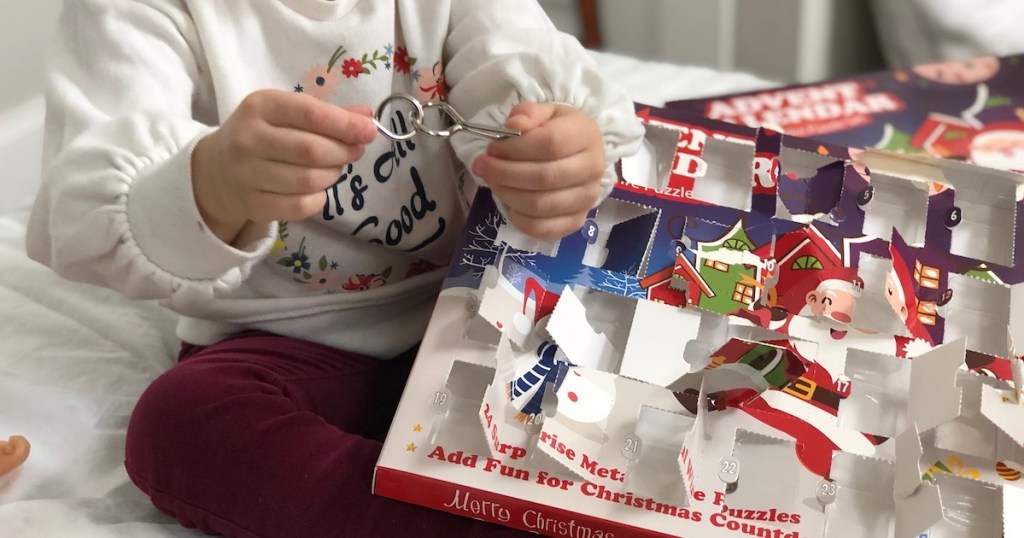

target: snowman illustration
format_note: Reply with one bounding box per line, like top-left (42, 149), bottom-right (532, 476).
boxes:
top-left (506, 340), bottom-right (567, 421)
top-left (502, 276), bottom-right (564, 423)
top-left (502, 277), bottom-right (618, 431)
top-left (552, 365), bottom-right (617, 427)
top-left (509, 277), bottom-right (557, 340)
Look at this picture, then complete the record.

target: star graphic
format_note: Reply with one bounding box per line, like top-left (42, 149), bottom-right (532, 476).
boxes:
top-left (413, 424), bottom-right (423, 433)
top-left (330, 261), bottom-right (339, 270)
top-left (294, 84), bottom-right (304, 93)
top-left (406, 443), bottom-right (417, 452)
top-left (385, 44), bottom-right (394, 56)
top-left (384, 62), bottom-right (392, 71)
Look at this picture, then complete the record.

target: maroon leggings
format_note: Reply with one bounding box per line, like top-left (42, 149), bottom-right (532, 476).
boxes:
top-left (125, 332), bottom-right (530, 537)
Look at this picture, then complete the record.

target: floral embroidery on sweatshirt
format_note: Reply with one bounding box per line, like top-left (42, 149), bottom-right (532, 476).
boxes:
top-left (274, 44), bottom-right (446, 294)
top-left (392, 45), bottom-right (415, 74)
top-left (270, 221), bottom-right (290, 256)
top-left (414, 61), bottom-right (447, 102)
top-left (406, 259), bottom-right (442, 279)
top-left (274, 233), bottom-right (396, 294)
top-left (294, 44), bottom-right (419, 101)
top-left (342, 267), bottom-right (392, 291)
top-left (295, 46), bottom-right (347, 100)
top-left (276, 236), bottom-right (313, 278)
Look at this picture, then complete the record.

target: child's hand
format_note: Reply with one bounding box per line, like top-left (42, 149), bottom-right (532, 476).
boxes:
top-left (192, 90), bottom-right (377, 244)
top-left (472, 103), bottom-right (606, 241)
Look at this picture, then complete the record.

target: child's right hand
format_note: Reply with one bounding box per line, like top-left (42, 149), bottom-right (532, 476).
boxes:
top-left (191, 90), bottom-right (378, 244)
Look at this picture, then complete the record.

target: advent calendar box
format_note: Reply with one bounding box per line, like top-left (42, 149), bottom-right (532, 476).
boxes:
top-left (669, 55), bottom-right (1024, 174)
top-left (373, 102), bottom-right (1024, 537)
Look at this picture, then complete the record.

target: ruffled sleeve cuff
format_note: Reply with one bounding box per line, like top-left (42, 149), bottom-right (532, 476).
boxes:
top-left (126, 126), bottom-right (276, 281)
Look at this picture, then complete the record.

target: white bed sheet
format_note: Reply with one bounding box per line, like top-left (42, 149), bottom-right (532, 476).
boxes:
top-left (0, 52), bottom-right (774, 537)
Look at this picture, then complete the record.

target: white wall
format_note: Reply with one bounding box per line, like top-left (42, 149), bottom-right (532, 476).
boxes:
top-left (2, 0), bottom-right (885, 112)
top-left (539, 0), bottom-right (583, 39)
top-left (600, 1), bottom-right (726, 68)
top-left (0, 1), bottom-right (61, 115)
top-left (0, 2), bottom-right (60, 211)
top-left (541, 0), bottom-right (885, 84)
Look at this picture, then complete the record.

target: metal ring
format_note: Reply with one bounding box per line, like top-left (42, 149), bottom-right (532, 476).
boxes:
top-left (374, 94), bottom-right (423, 141)
top-left (426, 100), bottom-right (520, 140)
top-left (412, 114), bottom-right (454, 138)
top-left (413, 101), bottom-right (463, 138)
top-left (411, 115), bottom-right (446, 138)
top-left (427, 101), bottom-right (467, 125)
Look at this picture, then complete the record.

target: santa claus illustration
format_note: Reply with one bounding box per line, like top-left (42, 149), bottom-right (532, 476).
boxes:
top-left (969, 121), bottom-right (1024, 172)
top-left (728, 317), bottom-right (919, 478)
top-left (799, 268), bottom-right (865, 324)
top-left (903, 57), bottom-right (1024, 173)
top-left (911, 57), bottom-right (1001, 86)
top-left (716, 277), bottom-right (933, 477)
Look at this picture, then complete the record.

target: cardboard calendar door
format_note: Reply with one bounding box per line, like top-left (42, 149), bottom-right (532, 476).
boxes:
top-left (511, 276), bottom-right (560, 340)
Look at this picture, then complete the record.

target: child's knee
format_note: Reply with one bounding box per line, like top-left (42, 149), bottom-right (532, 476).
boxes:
top-left (124, 361), bottom-right (243, 487)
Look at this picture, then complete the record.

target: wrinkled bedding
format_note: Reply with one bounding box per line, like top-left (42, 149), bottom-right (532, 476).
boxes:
top-left (0, 205), bottom-right (188, 537)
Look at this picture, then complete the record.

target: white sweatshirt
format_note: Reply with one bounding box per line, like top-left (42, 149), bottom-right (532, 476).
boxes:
top-left (26, 0), bottom-right (644, 358)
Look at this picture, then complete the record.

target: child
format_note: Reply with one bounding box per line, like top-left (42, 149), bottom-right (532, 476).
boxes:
top-left (27, 1), bottom-right (643, 536)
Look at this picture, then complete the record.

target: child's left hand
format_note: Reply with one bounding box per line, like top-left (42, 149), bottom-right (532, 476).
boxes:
top-left (472, 103), bottom-right (606, 241)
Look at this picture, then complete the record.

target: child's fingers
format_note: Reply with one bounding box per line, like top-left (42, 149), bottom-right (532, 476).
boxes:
top-left (340, 104), bottom-right (374, 117)
top-left (472, 152), bottom-right (605, 191)
top-left (487, 117), bottom-right (592, 162)
top-left (491, 105), bottom-right (600, 162)
top-left (259, 91), bottom-right (378, 145)
top-left (504, 102), bottom-right (559, 133)
top-left (241, 190), bottom-right (328, 223)
top-left (505, 210), bottom-right (586, 242)
top-left (261, 126), bottom-right (366, 168)
top-left (490, 181), bottom-right (601, 219)
top-left (248, 161), bottom-right (343, 195)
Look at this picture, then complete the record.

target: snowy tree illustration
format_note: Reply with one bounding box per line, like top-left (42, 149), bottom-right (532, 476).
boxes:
top-left (594, 270), bottom-right (646, 299)
top-left (571, 266), bottom-right (597, 289)
top-left (458, 210), bottom-right (535, 277)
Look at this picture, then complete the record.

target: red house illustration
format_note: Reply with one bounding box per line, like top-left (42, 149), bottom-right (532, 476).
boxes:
top-left (640, 264), bottom-right (689, 307)
top-left (759, 225), bottom-right (843, 314)
top-left (653, 219), bottom-right (770, 315)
